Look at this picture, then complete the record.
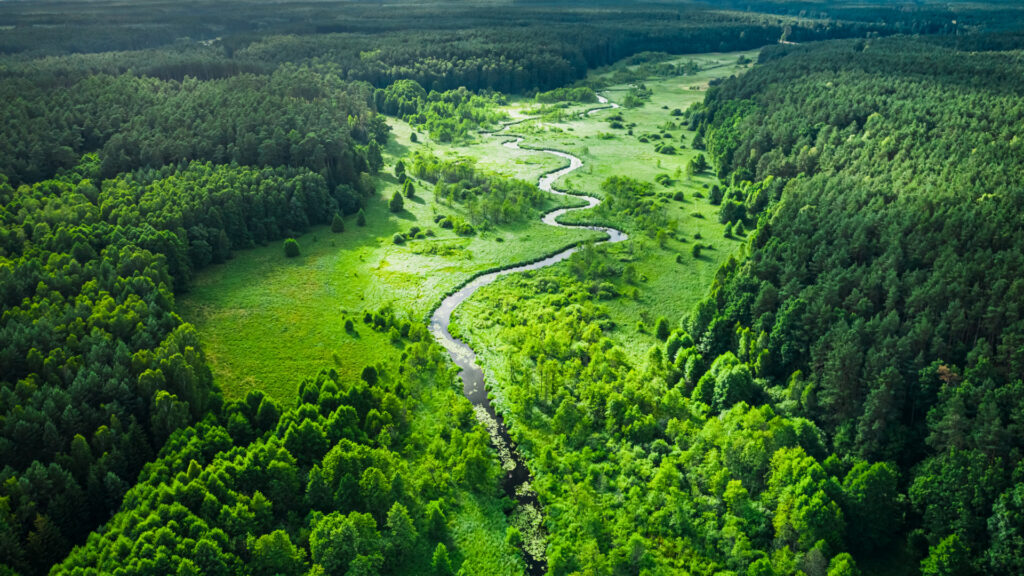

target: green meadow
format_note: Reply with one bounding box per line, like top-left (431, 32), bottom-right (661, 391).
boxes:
top-left (451, 50), bottom-right (758, 360)
top-left (179, 119), bottom-right (600, 404)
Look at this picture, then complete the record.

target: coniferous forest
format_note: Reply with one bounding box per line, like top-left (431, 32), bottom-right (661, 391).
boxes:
top-left (2, 1), bottom-right (1024, 575)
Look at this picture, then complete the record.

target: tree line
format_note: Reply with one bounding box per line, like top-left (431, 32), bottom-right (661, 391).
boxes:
top-left (0, 156), bottom-right (374, 573)
top-left (52, 343), bottom-right (509, 576)
top-left (685, 37), bottom-right (1024, 574)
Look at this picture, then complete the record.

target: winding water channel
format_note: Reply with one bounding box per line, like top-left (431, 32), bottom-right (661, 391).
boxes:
top-left (428, 95), bottom-right (627, 574)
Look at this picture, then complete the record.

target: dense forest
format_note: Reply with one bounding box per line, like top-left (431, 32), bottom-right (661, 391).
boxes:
top-left (687, 37), bottom-right (1024, 573)
top-left (52, 346), bottom-right (511, 576)
top-left (3, 1), bottom-right (1024, 575)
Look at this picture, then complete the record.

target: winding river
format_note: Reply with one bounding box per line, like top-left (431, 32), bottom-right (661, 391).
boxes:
top-left (428, 95), bottom-right (627, 574)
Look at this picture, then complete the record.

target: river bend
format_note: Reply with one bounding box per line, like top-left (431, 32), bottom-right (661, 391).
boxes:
top-left (428, 95), bottom-right (627, 574)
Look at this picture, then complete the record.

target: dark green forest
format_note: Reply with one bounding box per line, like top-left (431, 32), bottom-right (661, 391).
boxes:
top-left (2, 1), bottom-right (1024, 575)
top-left (687, 37), bottom-right (1024, 574)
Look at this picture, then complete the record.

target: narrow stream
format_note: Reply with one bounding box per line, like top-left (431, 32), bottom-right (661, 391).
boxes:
top-left (428, 95), bottom-right (627, 575)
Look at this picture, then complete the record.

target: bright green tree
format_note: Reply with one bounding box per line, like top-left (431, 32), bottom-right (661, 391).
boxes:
top-left (248, 530), bottom-right (307, 576)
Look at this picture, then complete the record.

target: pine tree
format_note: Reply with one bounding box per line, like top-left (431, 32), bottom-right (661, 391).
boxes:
top-left (331, 213), bottom-right (345, 233)
top-left (356, 208), bottom-right (367, 226)
top-left (431, 543), bottom-right (454, 576)
top-left (389, 191), bottom-right (404, 212)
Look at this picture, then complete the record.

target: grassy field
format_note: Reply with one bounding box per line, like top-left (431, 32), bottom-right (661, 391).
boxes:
top-left (453, 50), bottom-right (760, 359)
top-left (179, 119), bottom-right (600, 404)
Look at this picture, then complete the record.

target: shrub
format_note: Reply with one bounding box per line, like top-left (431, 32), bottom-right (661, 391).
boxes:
top-left (655, 317), bottom-right (670, 341)
top-left (357, 209), bottom-right (367, 226)
top-left (283, 238), bottom-right (300, 257)
top-left (393, 233), bottom-right (406, 245)
top-left (331, 213), bottom-right (345, 233)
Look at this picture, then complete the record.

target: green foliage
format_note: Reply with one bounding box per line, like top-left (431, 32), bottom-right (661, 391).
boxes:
top-left (535, 86), bottom-right (598, 104)
top-left (922, 533), bottom-right (972, 576)
top-left (284, 238), bottom-right (301, 257)
top-left (249, 530), bottom-right (307, 576)
top-left (431, 543), bottom-right (455, 576)
top-left (331, 213), bottom-right (346, 233)
top-left (448, 254), bottom-right (901, 574)
top-left (385, 502), bottom-right (418, 560)
top-left (0, 67), bottom-right (381, 190)
top-left (687, 36), bottom-right (1024, 573)
top-left (413, 151), bottom-right (547, 225)
top-left (54, 360), bottom-right (505, 575)
top-left (597, 175), bottom-right (672, 237)
top-left (842, 461), bottom-right (901, 554)
top-left (389, 191), bottom-right (404, 212)
top-left (654, 317), bottom-right (670, 341)
top-left (357, 208), bottom-right (367, 226)
top-left (686, 153), bottom-right (708, 176)
top-left (376, 82), bottom-right (507, 142)
top-left (621, 83), bottom-right (653, 108)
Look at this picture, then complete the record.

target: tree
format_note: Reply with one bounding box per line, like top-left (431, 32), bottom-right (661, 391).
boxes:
top-left (842, 461), bottom-right (901, 553)
top-left (361, 366), bottom-right (378, 385)
top-left (654, 317), bottom-right (671, 341)
top-left (385, 502), bottom-right (417, 561)
top-left (425, 500), bottom-right (447, 539)
top-left (367, 141), bottom-right (384, 174)
top-left (403, 180), bottom-right (415, 199)
top-left (357, 208), bottom-right (367, 226)
top-left (284, 238), bottom-right (301, 257)
top-left (394, 160), bottom-right (406, 182)
top-left (331, 213), bottom-right (345, 233)
top-left (828, 553), bottom-right (860, 576)
top-left (389, 192), bottom-right (404, 212)
top-left (691, 243), bottom-right (702, 258)
top-left (987, 483), bottom-right (1024, 574)
top-left (359, 467), bottom-right (391, 518)
top-left (431, 543), bottom-right (454, 576)
top-left (248, 530), bottom-right (307, 576)
top-left (310, 512), bottom-right (382, 575)
top-left (921, 533), bottom-right (972, 576)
